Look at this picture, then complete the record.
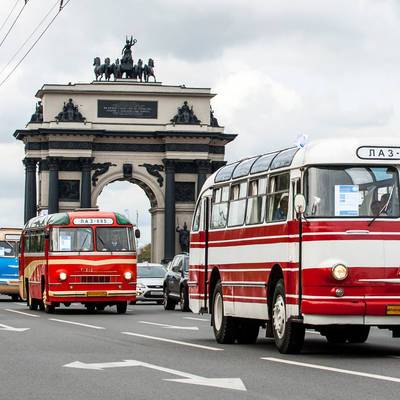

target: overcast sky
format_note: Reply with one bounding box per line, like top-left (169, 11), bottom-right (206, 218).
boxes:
top-left (1, 0), bottom-right (400, 244)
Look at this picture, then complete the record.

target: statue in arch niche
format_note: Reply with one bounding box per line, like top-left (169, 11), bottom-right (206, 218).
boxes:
top-left (176, 222), bottom-right (190, 253)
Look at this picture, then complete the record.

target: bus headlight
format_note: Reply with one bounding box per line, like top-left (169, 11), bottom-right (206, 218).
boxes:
top-left (124, 271), bottom-right (132, 280)
top-left (59, 272), bottom-right (67, 281)
top-left (331, 264), bottom-right (348, 281)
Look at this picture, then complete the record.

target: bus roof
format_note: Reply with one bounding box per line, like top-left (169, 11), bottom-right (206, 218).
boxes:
top-left (0, 228), bottom-right (22, 240)
top-left (24, 211), bottom-right (133, 230)
top-left (203, 137), bottom-right (400, 191)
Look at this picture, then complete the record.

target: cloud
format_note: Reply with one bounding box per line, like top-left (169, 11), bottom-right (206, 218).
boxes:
top-left (2, 0), bottom-right (400, 231)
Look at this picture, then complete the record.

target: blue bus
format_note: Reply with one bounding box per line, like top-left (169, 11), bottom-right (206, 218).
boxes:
top-left (0, 228), bottom-right (21, 301)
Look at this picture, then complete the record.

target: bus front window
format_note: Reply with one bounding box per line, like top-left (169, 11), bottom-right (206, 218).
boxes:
top-left (96, 228), bottom-right (134, 252)
top-left (305, 166), bottom-right (400, 218)
top-left (0, 241), bottom-right (16, 257)
top-left (51, 228), bottom-right (94, 252)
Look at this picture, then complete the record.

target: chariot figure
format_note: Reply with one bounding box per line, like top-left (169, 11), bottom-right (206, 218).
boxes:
top-left (121, 36), bottom-right (137, 65)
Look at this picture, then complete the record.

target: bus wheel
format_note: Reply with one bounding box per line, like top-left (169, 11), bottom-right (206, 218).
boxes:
top-left (324, 327), bottom-right (348, 344)
top-left (116, 302), bottom-right (127, 314)
top-left (272, 279), bottom-right (304, 354)
top-left (212, 281), bottom-right (236, 344)
top-left (180, 287), bottom-right (190, 312)
top-left (96, 304), bottom-right (105, 311)
top-left (42, 290), bottom-right (55, 314)
top-left (28, 295), bottom-right (38, 311)
top-left (236, 319), bottom-right (260, 344)
top-left (163, 289), bottom-right (176, 310)
top-left (86, 304), bottom-right (96, 313)
top-left (348, 326), bottom-right (370, 343)
top-left (11, 294), bottom-right (20, 302)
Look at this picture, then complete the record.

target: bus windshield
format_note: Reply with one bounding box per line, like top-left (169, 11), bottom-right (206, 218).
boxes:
top-left (0, 241), bottom-right (16, 257)
top-left (305, 166), bottom-right (400, 218)
top-left (96, 227), bottom-right (134, 252)
top-left (51, 228), bottom-right (94, 252)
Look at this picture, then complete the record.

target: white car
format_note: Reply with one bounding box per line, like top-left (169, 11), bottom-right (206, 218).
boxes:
top-left (136, 263), bottom-right (166, 304)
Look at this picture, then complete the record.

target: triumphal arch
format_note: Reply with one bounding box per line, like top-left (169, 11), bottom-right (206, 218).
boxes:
top-left (14, 38), bottom-right (236, 262)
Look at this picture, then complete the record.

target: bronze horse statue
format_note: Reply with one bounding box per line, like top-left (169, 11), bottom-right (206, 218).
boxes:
top-left (144, 58), bottom-right (156, 82)
top-left (93, 57), bottom-right (112, 81)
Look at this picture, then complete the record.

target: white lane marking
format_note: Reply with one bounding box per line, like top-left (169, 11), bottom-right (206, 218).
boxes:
top-left (121, 332), bottom-right (223, 351)
top-left (0, 323), bottom-right (30, 332)
top-left (139, 321), bottom-right (199, 331)
top-left (63, 359), bottom-right (245, 391)
top-left (184, 317), bottom-right (210, 322)
top-left (49, 318), bottom-right (105, 330)
top-left (262, 357), bottom-right (400, 383)
top-left (5, 309), bottom-right (40, 318)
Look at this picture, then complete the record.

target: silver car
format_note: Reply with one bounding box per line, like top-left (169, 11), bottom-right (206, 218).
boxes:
top-left (136, 263), bottom-right (166, 304)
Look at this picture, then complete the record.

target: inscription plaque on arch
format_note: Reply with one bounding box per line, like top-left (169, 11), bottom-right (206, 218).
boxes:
top-left (97, 100), bottom-right (158, 119)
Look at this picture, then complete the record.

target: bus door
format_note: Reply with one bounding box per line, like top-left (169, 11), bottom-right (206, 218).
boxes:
top-left (195, 194), bottom-right (210, 313)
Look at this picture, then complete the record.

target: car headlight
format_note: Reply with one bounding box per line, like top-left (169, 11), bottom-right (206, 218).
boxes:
top-left (331, 264), bottom-right (348, 281)
top-left (137, 282), bottom-right (145, 289)
top-left (59, 272), bottom-right (67, 281)
top-left (124, 271), bottom-right (132, 280)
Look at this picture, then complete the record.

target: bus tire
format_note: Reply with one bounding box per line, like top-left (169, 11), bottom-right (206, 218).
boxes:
top-left (324, 327), bottom-right (348, 344)
top-left (348, 326), bottom-right (370, 343)
top-left (42, 289), bottom-right (55, 314)
top-left (163, 289), bottom-right (176, 310)
top-left (27, 282), bottom-right (38, 311)
top-left (116, 302), bottom-right (127, 314)
top-left (180, 286), bottom-right (190, 312)
top-left (272, 279), bottom-right (304, 354)
top-left (11, 294), bottom-right (20, 302)
top-left (236, 319), bottom-right (260, 344)
top-left (86, 304), bottom-right (96, 313)
top-left (212, 281), bottom-right (237, 344)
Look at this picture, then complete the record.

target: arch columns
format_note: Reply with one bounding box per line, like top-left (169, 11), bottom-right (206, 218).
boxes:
top-left (23, 158), bottom-right (38, 223)
top-left (163, 159), bottom-right (176, 262)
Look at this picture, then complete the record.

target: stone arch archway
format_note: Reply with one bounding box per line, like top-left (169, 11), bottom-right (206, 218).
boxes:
top-left (92, 169), bottom-right (165, 262)
top-left (17, 80), bottom-right (236, 263)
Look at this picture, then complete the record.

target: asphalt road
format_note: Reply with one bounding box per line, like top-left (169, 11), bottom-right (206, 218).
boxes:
top-left (1, 296), bottom-right (400, 400)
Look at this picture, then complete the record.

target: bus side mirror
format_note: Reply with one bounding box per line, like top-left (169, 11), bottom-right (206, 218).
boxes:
top-left (294, 194), bottom-right (306, 215)
top-left (135, 229), bottom-right (141, 239)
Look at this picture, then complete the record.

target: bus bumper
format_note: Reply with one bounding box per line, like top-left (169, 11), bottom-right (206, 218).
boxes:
top-left (303, 299), bottom-right (400, 325)
top-left (48, 290), bottom-right (137, 302)
top-left (0, 281), bottom-right (19, 295)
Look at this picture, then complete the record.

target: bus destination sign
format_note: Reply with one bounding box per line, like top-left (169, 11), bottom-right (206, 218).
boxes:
top-left (356, 146), bottom-right (400, 160)
top-left (73, 218), bottom-right (113, 225)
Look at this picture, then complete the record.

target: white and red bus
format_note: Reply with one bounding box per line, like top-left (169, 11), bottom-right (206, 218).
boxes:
top-left (19, 211), bottom-right (139, 314)
top-left (189, 137), bottom-right (400, 353)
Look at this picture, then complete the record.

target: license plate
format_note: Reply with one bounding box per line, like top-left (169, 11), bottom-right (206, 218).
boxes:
top-left (386, 305), bottom-right (400, 315)
top-left (150, 291), bottom-right (162, 296)
top-left (87, 291), bottom-right (107, 297)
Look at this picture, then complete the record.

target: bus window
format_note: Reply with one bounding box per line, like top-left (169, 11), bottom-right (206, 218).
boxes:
top-left (211, 186), bottom-right (229, 229)
top-left (0, 241), bottom-right (16, 257)
top-left (228, 181), bottom-right (248, 227)
top-left (51, 228), bottom-right (94, 252)
top-left (305, 166), bottom-right (400, 217)
top-left (246, 177), bottom-right (267, 225)
top-left (192, 201), bottom-right (202, 232)
top-left (96, 227), bottom-right (134, 252)
top-left (266, 173), bottom-right (290, 222)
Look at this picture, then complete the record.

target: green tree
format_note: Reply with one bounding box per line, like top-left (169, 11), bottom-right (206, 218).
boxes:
top-left (138, 243), bottom-right (151, 262)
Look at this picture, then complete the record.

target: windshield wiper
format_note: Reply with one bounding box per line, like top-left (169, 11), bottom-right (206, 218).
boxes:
top-left (368, 187), bottom-right (394, 227)
top-left (77, 232), bottom-right (90, 251)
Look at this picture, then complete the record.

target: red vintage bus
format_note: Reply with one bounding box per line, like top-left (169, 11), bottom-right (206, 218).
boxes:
top-left (19, 211), bottom-right (138, 314)
top-left (189, 137), bottom-right (400, 353)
